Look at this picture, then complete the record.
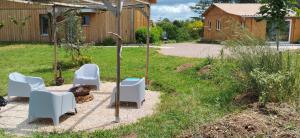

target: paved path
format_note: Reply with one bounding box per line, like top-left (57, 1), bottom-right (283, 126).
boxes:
top-left (159, 43), bottom-right (225, 58)
top-left (159, 42), bottom-right (300, 58)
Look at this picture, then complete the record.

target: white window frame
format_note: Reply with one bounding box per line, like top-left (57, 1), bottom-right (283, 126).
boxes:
top-left (208, 20), bottom-right (212, 31)
top-left (216, 19), bottom-right (221, 31)
top-left (286, 19), bottom-right (292, 43)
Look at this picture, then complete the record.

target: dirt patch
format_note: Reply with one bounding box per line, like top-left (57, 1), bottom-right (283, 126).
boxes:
top-left (233, 92), bottom-right (258, 105)
top-left (181, 103), bottom-right (300, 138)
top-left (176, 63), bottom-right (194, 72)
top-left (122, 133), bottom-right (137, 138)
top-left (197, 65), bottom-right (212, 75)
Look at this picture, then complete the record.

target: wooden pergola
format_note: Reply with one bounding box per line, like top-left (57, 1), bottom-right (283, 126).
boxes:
top-left (50, 0), bottom-right (151, 123)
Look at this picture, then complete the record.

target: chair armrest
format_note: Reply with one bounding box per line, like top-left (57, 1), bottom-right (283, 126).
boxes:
top-left (8, 80), bottom-right (31, 93)
top-left (26, 77), bottom-right (45, 88)
top-left (26, 76), bottom-right (44, 83)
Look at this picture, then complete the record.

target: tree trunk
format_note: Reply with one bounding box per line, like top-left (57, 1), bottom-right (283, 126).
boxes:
top-left (276, 28), bottom-right (280, 51)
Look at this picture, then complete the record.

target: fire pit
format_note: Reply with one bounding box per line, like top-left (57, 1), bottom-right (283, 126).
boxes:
top-left (69, 85), bottom-right (96, 104)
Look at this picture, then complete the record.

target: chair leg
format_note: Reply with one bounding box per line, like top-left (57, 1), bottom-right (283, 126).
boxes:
top-left (75, 108), bottom-right (77, 114)
top-left (28, 116), bottom-right (34, 123)
top-left (137, 102), bottom-right (141, 109)
top-left (53, 117), bottom-right (60, 126)
top-left (96, 83), bottom-right (100, 90)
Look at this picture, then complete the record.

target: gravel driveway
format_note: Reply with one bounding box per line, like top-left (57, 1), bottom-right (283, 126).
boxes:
top-left (159, 42), bottom-right (300, 58)
top-left (159, 42), bottom-right (225, 58)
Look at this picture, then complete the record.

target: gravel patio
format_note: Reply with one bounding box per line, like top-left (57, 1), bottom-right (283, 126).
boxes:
top-left (0, 82), bottom-right (160, 136)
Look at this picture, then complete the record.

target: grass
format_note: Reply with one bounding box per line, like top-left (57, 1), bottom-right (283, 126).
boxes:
top-left (0, 43), bottom-right (240, 137)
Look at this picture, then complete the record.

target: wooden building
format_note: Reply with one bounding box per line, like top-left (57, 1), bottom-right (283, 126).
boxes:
top-left (203, 3), bottom-right (300, 43)
top-left (0, 0), bottom-right (157, 43)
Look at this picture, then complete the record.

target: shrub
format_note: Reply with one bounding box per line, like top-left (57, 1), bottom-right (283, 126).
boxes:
top-left (135, 27), bottom-right (163, 44)
top-left (74, 55), bottom-right (92, 66)
top-left (222, 22), bottom-right (300, 106)
top-left (135, 27), bottom-right (147, 44)
top-left (176, 28), bottom-right (191, 42)
top-left (157, 21), bottom-right (178, 40)
top-left (151, 26), bottom-right (163, 43)
top-left (186, 21), bottom-right (204, 39)
top-left (102, 37), bottom-right (116, 46)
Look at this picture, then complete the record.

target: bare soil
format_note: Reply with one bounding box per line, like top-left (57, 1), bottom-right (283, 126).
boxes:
top-left (181, 103), bottom-right (300, 138)
top-left (197, 65), bottom-right (212, 76)
top-left (176, 63), bottom-right (194, 72)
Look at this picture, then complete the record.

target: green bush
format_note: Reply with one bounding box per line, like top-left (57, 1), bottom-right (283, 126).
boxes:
top-left (74, 55), bottom-right (92, 66)
top-left (135, 27), bottom-right (163, 44)
top-left (186, 21), bottom-right (204, 39)
top-left (250, 69), bottom-right (293, 105)
top-left (102, 37), bottom-right (116, 46)
top-left (222, 23), bottom-right (300, 106)
top-left (151, 26), bottom-right (163, 43)
top-left (176, 28), bottom-right (191, 42)
top-left (157, 21), bottom-right (178, 40)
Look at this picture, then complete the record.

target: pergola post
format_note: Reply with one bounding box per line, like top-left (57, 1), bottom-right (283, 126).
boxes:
top-left (52, 4), bottom-right (58, 84)
top-left (145, 4), bottom-right (150, 88)
top-left (115, 0), bottom-right (122, 123)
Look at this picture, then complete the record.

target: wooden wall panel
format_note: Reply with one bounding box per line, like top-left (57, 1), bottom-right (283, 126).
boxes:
top-left (0, 1), bottom-right (50, 42)
top-left (0, 0), bottom-right (149, 43)
top-left (290, 18), bottom-right (300, 43)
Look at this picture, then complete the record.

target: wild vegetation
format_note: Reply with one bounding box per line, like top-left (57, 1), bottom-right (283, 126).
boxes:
top-left (135, 19), bottom-right (203, 44)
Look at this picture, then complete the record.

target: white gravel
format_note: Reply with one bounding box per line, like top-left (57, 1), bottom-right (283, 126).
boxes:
top-left (0, 82), bottom-right (160, 136)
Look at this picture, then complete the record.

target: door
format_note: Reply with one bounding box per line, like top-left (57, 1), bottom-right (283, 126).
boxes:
top-left (266, 20), bottom-right (291, 42)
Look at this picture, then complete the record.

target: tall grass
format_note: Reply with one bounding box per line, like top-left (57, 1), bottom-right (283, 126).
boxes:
top-left (222, 21), bottom-right (300, 107)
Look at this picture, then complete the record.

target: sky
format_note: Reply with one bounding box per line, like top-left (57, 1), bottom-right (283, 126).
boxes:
top-left (151, 0), bottom-right (199, 22)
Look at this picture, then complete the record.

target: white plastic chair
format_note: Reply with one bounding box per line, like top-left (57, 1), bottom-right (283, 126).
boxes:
top-left (8, 72), bottom-right (46, 100)
top-left (28, 90), bottom-right (77, 125)
top-left (110, 78), bottom-right (145, 108)
top-left (73, 64), bottom-right (100, 90)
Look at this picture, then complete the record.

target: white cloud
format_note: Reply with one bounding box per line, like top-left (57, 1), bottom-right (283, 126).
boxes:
top-left (151, 2), bottom-right (198, 22)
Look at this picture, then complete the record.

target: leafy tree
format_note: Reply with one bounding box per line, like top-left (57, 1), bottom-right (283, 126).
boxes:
top-left (186, 20), bottom-right (204, 39)
top-left (259, 0), bottom-right (299, 50)
top-left (157, 19), bottom-right (178, 40)
top-left (57, 9), bottom-right (90, 66)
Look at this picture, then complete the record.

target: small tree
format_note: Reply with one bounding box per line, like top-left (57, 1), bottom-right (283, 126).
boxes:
top-left (259, 0), bottom-right (299, 50)
top-left (58, 10), bottom-right (90, 65)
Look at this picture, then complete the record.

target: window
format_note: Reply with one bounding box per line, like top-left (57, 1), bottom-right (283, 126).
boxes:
top-left (208, 20), bottom-right (212, 30)
top-left (216, 19), bottom-right (221, 31)
top-left (82, 15), bottom-right (90, 26)
top-left (40, 15), bottom-right (49, 35)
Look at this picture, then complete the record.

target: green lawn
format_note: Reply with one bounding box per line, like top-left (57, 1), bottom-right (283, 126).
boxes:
top-left (0, 44), bottom-right (239, 138)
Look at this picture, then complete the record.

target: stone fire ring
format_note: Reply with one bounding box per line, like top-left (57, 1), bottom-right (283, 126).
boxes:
top-left (0, 82), bottom-right (160, 136)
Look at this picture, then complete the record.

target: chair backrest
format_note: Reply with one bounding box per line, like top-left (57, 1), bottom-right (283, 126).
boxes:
top-left (29, 91), bottom-right (57, 115)
top-left (80, 64), bottom-right (99, 77)
top-left (9, 72), bottom-right (27, 83)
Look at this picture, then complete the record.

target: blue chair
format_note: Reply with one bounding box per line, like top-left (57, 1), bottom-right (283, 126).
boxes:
top-left (8, 72), bottom-right (46, 100)
top-left (73, 64), bottom-right (100, 90)
top-left (110, 78), bottom-right (145, 108)
top-left (28, 91), bottom-right (76, 125)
